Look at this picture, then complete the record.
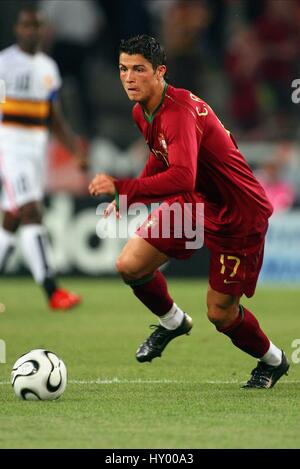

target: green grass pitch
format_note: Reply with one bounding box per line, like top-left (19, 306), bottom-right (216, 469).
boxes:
top-left (0, 277), bottom-right (299, 449)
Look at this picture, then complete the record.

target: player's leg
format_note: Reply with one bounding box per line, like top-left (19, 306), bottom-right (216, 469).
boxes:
top-left (116, 235), bottom-right (192, 362)
top-left (207, 285), bottom-right (275, 358)
top-left (0, 211), bottom-right (20, 273)
top-left (18, 201), bottom-right (80, 310)
top-left (207, 246), bottom-right (289, 388)
top-left (1, 141), bottom-right (80, 310)
top-left (0, 146), bottom-right (20, 272)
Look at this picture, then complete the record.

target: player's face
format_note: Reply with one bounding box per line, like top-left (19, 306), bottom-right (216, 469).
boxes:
top-left (15, 11), bottom-right (44, 53)
top-left (119, 53), bottom-right (166, 106)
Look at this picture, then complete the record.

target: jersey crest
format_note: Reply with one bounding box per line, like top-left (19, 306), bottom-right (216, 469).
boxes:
top-left (151, 133), bottom-right (169, 167)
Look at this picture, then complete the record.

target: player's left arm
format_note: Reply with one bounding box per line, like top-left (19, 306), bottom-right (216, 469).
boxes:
top-left (49, 98), bottom-right (88, 171)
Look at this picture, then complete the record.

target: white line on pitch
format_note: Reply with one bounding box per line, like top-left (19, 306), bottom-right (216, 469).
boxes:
top-left (69, 378), bottom-right (179, 384)
top-left (68, 379), bottom-right (300, 385)
top-left (1, 379), bottom-right (300, 385)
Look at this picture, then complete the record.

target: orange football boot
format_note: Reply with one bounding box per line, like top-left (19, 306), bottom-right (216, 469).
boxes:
top-left (49, 288), bottom-right (81, 310)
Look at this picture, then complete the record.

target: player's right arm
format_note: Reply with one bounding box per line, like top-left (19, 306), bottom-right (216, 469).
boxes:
top-left (99, 155), bottom-right (160, 218)
top-left (114, 107), bottom-right (203, 205)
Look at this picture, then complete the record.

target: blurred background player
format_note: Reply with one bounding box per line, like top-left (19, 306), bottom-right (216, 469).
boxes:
top-left (0, 7), bottom-right (87, 310)
top-left (89, 35), bottom-right (289, 389)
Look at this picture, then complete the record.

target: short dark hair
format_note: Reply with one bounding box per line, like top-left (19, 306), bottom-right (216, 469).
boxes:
top-left (119, 35), bottom-right (167, 71)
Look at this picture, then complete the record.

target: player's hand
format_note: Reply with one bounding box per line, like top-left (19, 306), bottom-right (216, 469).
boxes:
top-left (104, 200), bottom-right (121, 219)
top-left (89, 173), bottom-right (116, 197)
top-left (74, 150), bottom-right (89, 171)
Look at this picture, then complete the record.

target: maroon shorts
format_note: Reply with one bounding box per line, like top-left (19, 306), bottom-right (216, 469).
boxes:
top-left (136, 203), bottom-right (267, 298)
top-left (207, 236), bottom-right (265, 298)
top-left (135, 200), bottom-right (202, 259)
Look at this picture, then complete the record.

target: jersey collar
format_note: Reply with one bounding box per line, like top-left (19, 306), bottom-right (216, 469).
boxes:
top-left (142, 82), bottom-right (168, 124)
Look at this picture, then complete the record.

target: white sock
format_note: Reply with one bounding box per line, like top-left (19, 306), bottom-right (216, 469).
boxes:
top-left (19, 224), bottom-right (55, 283)
top-left (0, 227), bottom-right (16, 271)
top-left (159, 303), bottom-right (185, 330)
top-left (260, 341), bottom-right (282, 366)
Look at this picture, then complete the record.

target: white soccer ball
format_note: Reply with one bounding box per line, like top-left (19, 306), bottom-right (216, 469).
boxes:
top-left (11, 349), bottom-right (67, 401)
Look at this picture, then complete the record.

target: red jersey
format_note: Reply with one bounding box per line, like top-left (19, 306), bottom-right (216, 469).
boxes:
top-left (115, 84), bottom-right (273, 238)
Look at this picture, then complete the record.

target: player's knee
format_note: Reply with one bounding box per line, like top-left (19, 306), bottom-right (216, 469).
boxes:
top-left (115, 255), bottom-right (142, 281)
top-left (207, 304), bottom-right (225, 326)
top-left (207, 303), bottom-right (238, 329)
top-left (115, 256), bottom-right (128, 275)
top-left (19, 203), bottom-right (42, 225)
top-left (3, 212), bottom-right (20, 233)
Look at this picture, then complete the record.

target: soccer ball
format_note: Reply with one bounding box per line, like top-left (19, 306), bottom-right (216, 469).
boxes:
top-left (11, 349), bottom-right (67, 401)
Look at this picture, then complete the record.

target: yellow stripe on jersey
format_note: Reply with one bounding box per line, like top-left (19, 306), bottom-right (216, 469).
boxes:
top-left (1, 121), bottom-right (47, 130)
top-left (0, 98), bottom-right (50, 119)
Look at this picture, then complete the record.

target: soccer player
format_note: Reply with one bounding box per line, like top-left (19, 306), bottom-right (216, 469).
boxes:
top-left (89, 35), bottom-right (289, 388)
top-left (0, 7), bottom-right (87, 310)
